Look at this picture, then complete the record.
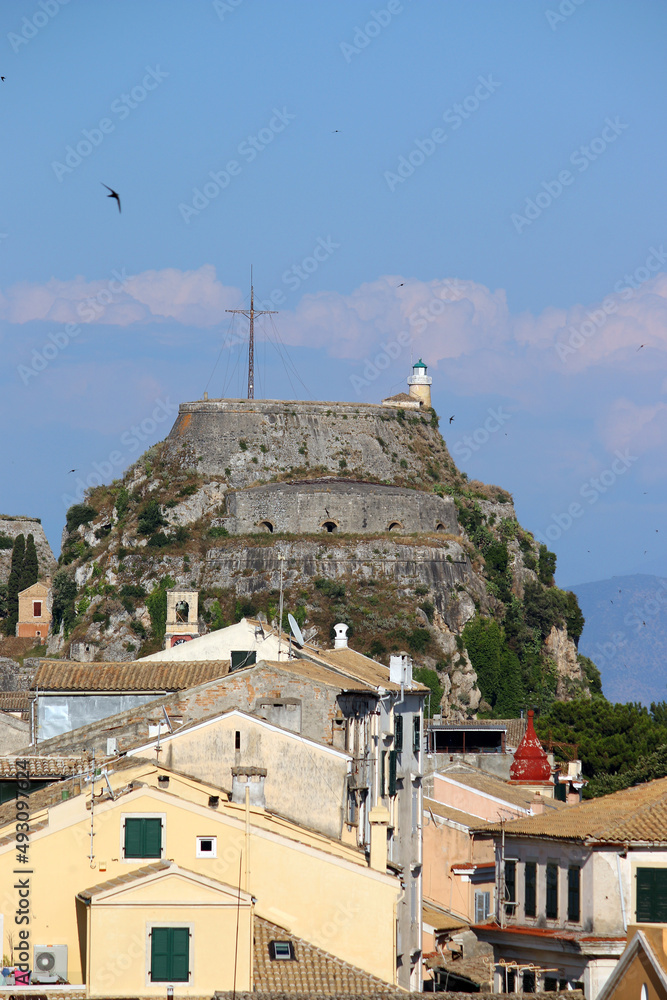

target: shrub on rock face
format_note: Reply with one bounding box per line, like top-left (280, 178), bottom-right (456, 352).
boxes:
top-left (137, 499), bottom-right (168, 536)
top-left (66, 504), bottom-right (97, 534)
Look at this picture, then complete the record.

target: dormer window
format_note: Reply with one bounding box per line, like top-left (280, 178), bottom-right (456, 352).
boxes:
top-left (269, 941), bottom-right (295, 960)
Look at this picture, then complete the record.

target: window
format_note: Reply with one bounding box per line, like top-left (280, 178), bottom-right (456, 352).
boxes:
top-left (523, 970), bottom-right (535, 993)
top-left (568, 865), bottom-right (581, 922)
top-left (235, 730), bottom-right (241, 750)
top-left (196, 836), bottom-right (217, 858)
top-left (475, 890), bottom-right (490, 923)
top-left (546, 863), bottom-right (559, 920)
top-left (150, 926), bottom-right (189, 982)
top-left (394, 715), bottom-right (403, 751)
top-left (505, 860), bottom-right (516, 915)
top-left (230, 650), bottom-right (257, 671)
top-left (380, 750), bottom-right (386, 798)
top-left (544, 977), bottom-right (558, 991)
top-left (388, 749), bottom-right (397, 796)
top-left (269, 941), bottom-right (295, 960)
top-left (636, 867), bottom-right (667, 923)
top-left (33, 601), bottom-right (42, 617)
top-left (124, 817), bottom-right (162, 858)
top-left (525, 862), bottom-right (537, 918)
top-left (413, 716), bottom-right (421, 754)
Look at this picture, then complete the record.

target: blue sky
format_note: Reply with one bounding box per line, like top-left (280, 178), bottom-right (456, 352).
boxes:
top-left (1, 0), bottom-right (666, 587)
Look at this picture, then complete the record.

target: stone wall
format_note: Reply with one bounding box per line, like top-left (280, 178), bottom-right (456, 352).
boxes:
top-left (225, 480), bottom-right (459, 536)
top-left (164, 398), bottom-right (453, 489)
top-left (0, 515), bottom-right (57, 585)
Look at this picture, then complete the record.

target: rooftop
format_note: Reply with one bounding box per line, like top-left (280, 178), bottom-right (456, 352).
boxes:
top-left (32, 659), bottom-right (228, 692)
top-left (478, 775), bottom-right (667, 844)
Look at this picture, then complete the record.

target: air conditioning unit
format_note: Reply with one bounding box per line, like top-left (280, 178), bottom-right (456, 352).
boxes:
top-left (33, 945), bottom-right (67, 983)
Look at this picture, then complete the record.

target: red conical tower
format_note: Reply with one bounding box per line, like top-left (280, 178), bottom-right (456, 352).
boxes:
top-left (509, 710), bottom-right (552, 788)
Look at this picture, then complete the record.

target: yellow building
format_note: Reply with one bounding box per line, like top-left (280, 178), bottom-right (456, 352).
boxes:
top-left (16, 580), bottom-right (51, 640)
top-left (0, 757), bottom-right (400, 996)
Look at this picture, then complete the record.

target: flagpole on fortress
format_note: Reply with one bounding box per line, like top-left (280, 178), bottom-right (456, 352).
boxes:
top-left (226, 269), bottom-right (277, 399)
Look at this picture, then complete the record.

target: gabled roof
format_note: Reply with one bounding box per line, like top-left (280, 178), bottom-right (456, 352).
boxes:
top-left (32, 659), bottom-right (228, 692)
top-left (434, 768), bottom-right (558, 813)
top-left (302, 647), bottom-right (428, 694)
top-left (18, 581), bottom-right (49, 597)
top-left (77, 860), bottom-right (253, 903)
top-left (477, 775), bottom-right (667, 844)
top-left (596, 927), bottom-right (667, 1000)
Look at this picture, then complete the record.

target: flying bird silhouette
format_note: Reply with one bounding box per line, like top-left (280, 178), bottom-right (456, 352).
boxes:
top-left (331, 130), bottom-right (342, 133)
top-left (68, 469), bottom-right (77, 473)
top-left (0, 77), bottom-right (5, 82)
top-left (397, 283), bottom-right (404, 287)
top-left (637, 345), bottom-right (645, 351)
top-left (101, 183), bottom-right (121, 213)
top-left (449, 415), bottom-right (455, 424)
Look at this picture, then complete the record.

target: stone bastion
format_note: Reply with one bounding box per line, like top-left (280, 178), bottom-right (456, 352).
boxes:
top-left (225, 480), bottom-right (459, 536)
top-left (164, 397), bottom-right (451, 488)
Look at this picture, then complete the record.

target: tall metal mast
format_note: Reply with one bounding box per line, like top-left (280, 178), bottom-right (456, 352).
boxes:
top-left (226, 272), bottom-right (277, 399)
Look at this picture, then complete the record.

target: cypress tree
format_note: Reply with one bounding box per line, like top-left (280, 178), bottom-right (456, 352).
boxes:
top-left (4, 534), bottom-right (25, 636)
top-left (19, 533), bottom-right (39, 593)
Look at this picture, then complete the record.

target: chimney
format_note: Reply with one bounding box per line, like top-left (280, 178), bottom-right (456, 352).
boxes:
top-left (369, 805), bottom-right (390, 871)
top-left (389, 653), bottom-right (412, 687)
top-left (333, 623), bottom-right (349, 649)
top-left (231, 766), bottom-right (266, 808)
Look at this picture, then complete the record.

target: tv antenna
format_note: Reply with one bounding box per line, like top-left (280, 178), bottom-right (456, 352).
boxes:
top-left (226, 268), bottom-right (277, 399)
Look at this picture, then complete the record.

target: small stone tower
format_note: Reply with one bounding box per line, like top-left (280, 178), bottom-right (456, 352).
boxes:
top-left (165, 589), bottom-right (200, 649)
top-left (407, 359), bottom-right (432, 408)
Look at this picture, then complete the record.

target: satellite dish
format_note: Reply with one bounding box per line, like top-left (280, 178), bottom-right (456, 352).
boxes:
top-left (288, 613), bottom-right (305, 647)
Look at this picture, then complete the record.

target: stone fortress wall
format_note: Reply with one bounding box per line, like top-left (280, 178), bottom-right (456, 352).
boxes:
top-left (0, 516), bottom-right (57, 585)
top-left (225, 480), bottom-right (459, 536)
top-left (164, 398), bottom-right (451, 489)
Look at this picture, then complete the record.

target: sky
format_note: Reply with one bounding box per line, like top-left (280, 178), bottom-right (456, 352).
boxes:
top-left (0, 0), bottom-right (666, 588)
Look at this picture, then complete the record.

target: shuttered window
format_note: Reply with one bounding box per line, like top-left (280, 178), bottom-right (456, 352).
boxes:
top-left (475, 890), bottom-right (490, 923)
top-left (380, 750), bottom-right (386, 798)
top-left (546, 863), bottom-right (558, 920)
top-left (388, 749), bottom-right (397, 795)
top-left (124, 817), bottom-right (162, 858)
top-left (504, 860), bottom-right (516, 915)
top-left (568, 866), bottom-right (581, 922)
top-left (524, 862), bottom-right (537, 918)
top-left (637, 867), bottom-right (667, 923)
top-left (413, 716), bottom-right (421, 754)
top-left (150, 927), bottom-right (189, 982)
top-left (394, 715), bottom-right (403, 751)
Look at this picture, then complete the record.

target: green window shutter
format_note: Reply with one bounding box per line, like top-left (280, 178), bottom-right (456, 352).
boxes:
top-left (380, 750), bottom-right (386, 798)
top-left (505, 860), bottom-right (516, 904)
top-left (231, 650), bottom-right (256, 671)
top-left (388, 749), bottom-right (397, 795)
top-left (150, 928), bottom-right (171, 982)
top-left (546, 863), bottom-right (558, 920)
top-left (413, 716), bottom-right (420, 753)
top-left (524, 862), bottom-right (536, 918)
top-left (151, 927), bottom-right (190, 982)
top-left (125, 817), bottom-right (162, 858)
top-left (394, 715), bottom-right (403, 751)
top-left (144, 818), bottom-right (162, 858)
top-left (637, 868), bottom-right (667, 923)
top-left (170, 928), bottom-right (190, 982)
top-left (124, 818), bottom-right (144, 858)
top-left (568, 866), bottom-right (580, 922)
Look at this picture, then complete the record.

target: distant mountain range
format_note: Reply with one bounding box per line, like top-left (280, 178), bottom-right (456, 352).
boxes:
top-left (569, 574), bottom-right (667, 705)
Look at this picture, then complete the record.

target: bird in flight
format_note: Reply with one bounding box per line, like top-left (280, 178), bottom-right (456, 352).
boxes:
top-left (0, 77), bottom-right (5, 82)
top-left (637, 345), bottom-right (645, 351)
top-left (397, 283), bottom-right (404, 287)
top-left (68, 469), bottom-right (77, 473)
top-left (449, 415), bottom-right (455, 424)
top-left (331, 130), bottom-right (342, 133)
top-left (101, 183), bottom-right (121, 213)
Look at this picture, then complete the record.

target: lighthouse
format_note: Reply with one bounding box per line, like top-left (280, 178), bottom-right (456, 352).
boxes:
top-left (407, 359), bottom-right (432, 408)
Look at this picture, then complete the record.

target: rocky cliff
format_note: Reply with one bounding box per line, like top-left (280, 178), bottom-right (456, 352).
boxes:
top-left (0, 515), bottom-right (57, 584)
top-left (44, 397), bottom-right (593, 719)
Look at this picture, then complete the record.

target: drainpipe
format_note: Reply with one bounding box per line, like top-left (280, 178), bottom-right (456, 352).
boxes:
top-left (617, 852), bottom-right (627, 931)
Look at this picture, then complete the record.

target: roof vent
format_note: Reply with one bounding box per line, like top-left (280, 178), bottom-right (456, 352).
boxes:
top-left (333, 623), bottom-right (349, 649)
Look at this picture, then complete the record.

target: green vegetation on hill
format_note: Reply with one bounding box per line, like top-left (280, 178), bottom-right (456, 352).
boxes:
top-left (1, 534), bottom-right (39, 636)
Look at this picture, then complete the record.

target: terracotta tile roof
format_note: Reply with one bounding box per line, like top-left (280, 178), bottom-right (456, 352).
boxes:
top-left (0, 755), bottom-right (85, 778)
top-left (0, 691), bottom-right (33, 713)
top-left (32, 659), bottom-right (228, 692)
top-left (301, 647), bottom-right (428, 694)
top-left (77, 860), bottom-right (171, 899)
top-left (477, 775), bottom-right (667, 844)
top-left (263, 658), bottom-right (377, 693)
top-left (251, 916), bottom-right (395, 993)
top-left (424, 795), bottom-right (492, 829)
top-left (434, 768), bottom-right (548, 811)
